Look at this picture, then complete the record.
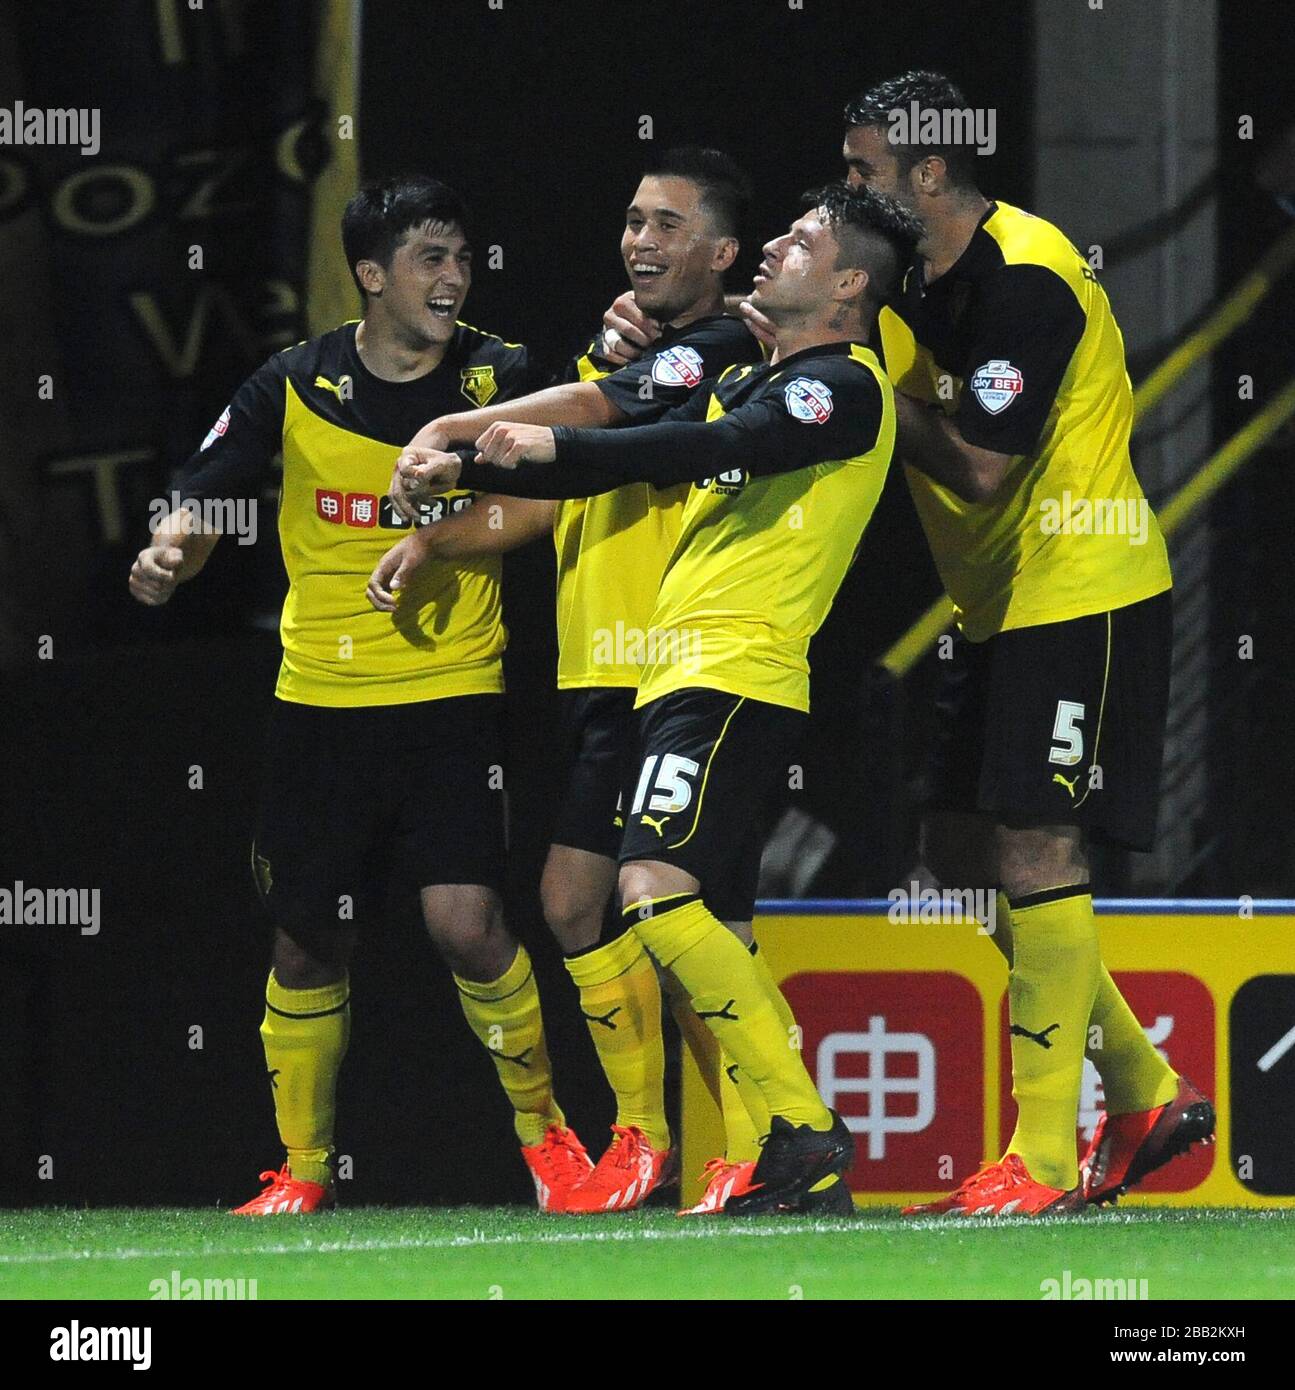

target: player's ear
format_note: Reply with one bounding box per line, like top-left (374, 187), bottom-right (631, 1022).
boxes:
top-left (711, 236), bottom-right (740, 274)
top-left (355, 258), bottom-right (385, 297)
top-left (837, 266), bottom-right (869, 305)
top-left (913, 153), bottom-right (945, 196)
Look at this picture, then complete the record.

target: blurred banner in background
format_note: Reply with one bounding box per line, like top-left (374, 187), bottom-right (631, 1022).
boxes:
top-left (0, 0), bottom-right (359, 659)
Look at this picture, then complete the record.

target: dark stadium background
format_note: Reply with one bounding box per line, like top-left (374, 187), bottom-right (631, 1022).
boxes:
top-left (2, 0), bottom-right (1292, 1208)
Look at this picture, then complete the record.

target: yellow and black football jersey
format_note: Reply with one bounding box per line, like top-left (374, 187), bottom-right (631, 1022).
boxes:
top-left (553, 315), bottom-right (761, 689)
top-left (880, 201), bottom-right (1172, 641)
top-left (180, 319), bottom-right (529, 707)
top-left (462, 340), bottom-right (895, 715)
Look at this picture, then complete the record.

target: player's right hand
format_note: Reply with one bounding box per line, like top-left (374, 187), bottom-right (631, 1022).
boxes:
top-left (129, 544), bottom-right (185, 606)
top-left (366, 533), bottom-right (425, 613)
top-left (389, 446), bottom-right (463, 521)
top-left (600, 291), bottom-right (661, 365)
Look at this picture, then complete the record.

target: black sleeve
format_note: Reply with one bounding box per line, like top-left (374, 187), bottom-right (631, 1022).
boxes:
top-left (594, 318), bottom-right (754, 422)
top-left (954, 264), bottom-right (1086, 456)
top-left (461, 359), bottom-right (886, 496)
top-left (177, 355), bottom-right (287, 501)
top-left (494, 343), bottom-right (535, 400)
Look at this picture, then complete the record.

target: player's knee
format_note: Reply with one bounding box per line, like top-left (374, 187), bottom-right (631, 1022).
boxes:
top-left (540, 874), bottom-right (602, 954)
top-left (271, 926), bottom-right (351, 989)
top-left (421, 886), bottom-right (514, 980)
top-left (618, 861), bottom-right (665, 917)
top-left (995, 823), bottom-right (1087, 897)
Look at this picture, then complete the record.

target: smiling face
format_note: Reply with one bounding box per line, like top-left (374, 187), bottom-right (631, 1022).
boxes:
top-left (749, 208), bottom-right (852, 322)
top-left (621, 175), bottom-right (733, 321)
top-left (843, 124), bottom-right (913, 207)
top-left (360, 220), bottom-right (472, 349)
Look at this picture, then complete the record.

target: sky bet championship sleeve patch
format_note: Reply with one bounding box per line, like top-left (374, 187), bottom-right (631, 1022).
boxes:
top-left (650, 344), bottom-right (705, 389)
top-left (200, 405), bottom-right (231, 451)
top-left (969, 359), bottom-right (1024, 414)
top-left (783, 376), bottom-right (834, 423)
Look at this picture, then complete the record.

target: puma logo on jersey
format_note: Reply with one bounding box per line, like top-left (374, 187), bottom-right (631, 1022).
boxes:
top-left (582, 1006), bottom-right (622, 1031)
top-left (1052, 772), bottom-right (1079, 797)
top-left (697, 999), bottom-right (739, 1022)
top-left (314, 373), bottom-right (353, 400)
top-left (1010, 1022), bottom-right (1061, 1049)
top-left (640, 813), bottom-right (670, 837)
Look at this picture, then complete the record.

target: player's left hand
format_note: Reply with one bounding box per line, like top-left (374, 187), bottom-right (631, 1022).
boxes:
top-left (474, 422), bottom-right (556, 468)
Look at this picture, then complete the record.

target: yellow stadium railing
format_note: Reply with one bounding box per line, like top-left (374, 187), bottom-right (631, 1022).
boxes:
top-left (877, 224), bottom-right (1295, 679)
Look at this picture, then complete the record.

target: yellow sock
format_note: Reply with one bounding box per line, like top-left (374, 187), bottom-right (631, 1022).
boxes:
top-left (454, 944), bottom-right (563, 1147)
top-left (565, 931), bottom-right (669, 1150)
top-left (1088, 968), bottom-right (1179, 1113)
top-left (992, 891), bottom-right (1176, 1115)
top-left (626, 894), bottom-right (831, 1131)
top-left (661, 967), bottom-right (723, 1110)
top-left (1004, 887), bottom-right (1101, 1190)
top-left (664, 951), bottom-right (766, 1162)
top-left (261, 971), bottom-right (350, 1187)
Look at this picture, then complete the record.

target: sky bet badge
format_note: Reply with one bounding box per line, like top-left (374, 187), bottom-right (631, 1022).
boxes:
top-left (460, 364), bottom-right (498, 407)
top-left (970, 359), bottom-right (1024, 414)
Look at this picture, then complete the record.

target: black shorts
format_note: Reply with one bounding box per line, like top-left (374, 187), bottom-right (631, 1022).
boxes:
top-left (550, 686), bottom-right (639, 861)
top-left (926, 588), bottom-right (1173, 851)
top-left (252, 694), bottom-right (506, 937)
top-left (619, 688), bottom-right (807, 922)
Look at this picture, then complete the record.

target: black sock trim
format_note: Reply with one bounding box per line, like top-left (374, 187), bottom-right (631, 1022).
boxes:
top-left (620, 892), bottom-right (701, 925)
top-left (564, 913), bottom-right (631, 960)
top-left (454, 964), bottom-right (533, 1003)
top-left (1008, 885), bottom-right (1090, 912)
top-left (265, 996), bottom-right (350, 1020)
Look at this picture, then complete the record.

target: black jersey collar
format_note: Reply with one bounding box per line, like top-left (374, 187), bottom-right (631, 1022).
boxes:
top-left (912, 200), bottom-right (1000, 296)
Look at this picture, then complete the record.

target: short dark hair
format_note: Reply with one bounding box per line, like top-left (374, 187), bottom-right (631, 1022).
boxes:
top-left (804, 183), bottom-right (923, 308)
top-left (844, 70), bottom-right (980, 190)
top-left (641, 146), bottom-right (753, 238)
top-left (341, 175), bottom-right (473, 296)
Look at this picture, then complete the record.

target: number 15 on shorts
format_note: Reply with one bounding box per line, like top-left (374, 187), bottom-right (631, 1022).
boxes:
top-left (632, 753), bottom-right (701, 815)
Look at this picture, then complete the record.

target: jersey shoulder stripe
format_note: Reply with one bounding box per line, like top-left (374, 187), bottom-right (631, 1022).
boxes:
top-left (982, 202), bottom-right (1093, 302)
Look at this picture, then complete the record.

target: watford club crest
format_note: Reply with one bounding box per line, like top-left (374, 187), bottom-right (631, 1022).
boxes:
top-left (460, 365), bottom-right (498, 407)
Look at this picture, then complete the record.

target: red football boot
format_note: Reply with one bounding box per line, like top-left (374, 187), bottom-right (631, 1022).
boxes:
top-left (902, 1153), bottom-right (1083, 1218)
top-left (677, 1157), bottom-right (758, 1216)
top-left (562, 1125), bottom-right (675, 1213)
top-left (230, 1164), bottom-right (335, 1216)
top-left (520, 1124), bottom-right (593, 1212)
top-left (1081, 1075), bottom-right (1216, 1205)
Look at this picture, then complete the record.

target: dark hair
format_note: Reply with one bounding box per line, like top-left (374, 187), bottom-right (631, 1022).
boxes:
top-left (844, 70), bottom-right (980, 190)
top-left (341, 175), bottom-right (473, 296)
top-left (641, 146), bottom-right (753, 238)
top-left (803, 183), bottom-right (923, 307)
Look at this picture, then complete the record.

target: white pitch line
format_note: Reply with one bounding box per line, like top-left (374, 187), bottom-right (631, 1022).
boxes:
top-left (1257, 1022), bottom-right (1295, 1073)
top-left (0, 1210), bottom-right (1160, 1267)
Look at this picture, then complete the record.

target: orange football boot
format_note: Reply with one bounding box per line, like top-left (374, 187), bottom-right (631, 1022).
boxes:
top-left (562, 1125), bottom-right (675, 1213)
top-left (230, 1164), bottom-right (334, 1216)
top-left (902, 1153), bottom-right (1084, 1218)
top-left (677, 1158), bottom-right (758, 1216)
top-left (1081, 1075), bottom-right (1216, 1205)
top-left (520, 1124), bottom-right (593, 1212)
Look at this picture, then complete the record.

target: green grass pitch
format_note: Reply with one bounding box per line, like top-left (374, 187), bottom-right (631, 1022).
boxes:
top-left (2, 1206), bottom-right (1293, 1300)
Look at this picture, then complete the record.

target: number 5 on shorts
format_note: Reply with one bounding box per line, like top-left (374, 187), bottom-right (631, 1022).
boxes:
top-left (631, 753), bottom-right (701, 815)
top-left (1048, 700), bottom-right (1086, 767)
